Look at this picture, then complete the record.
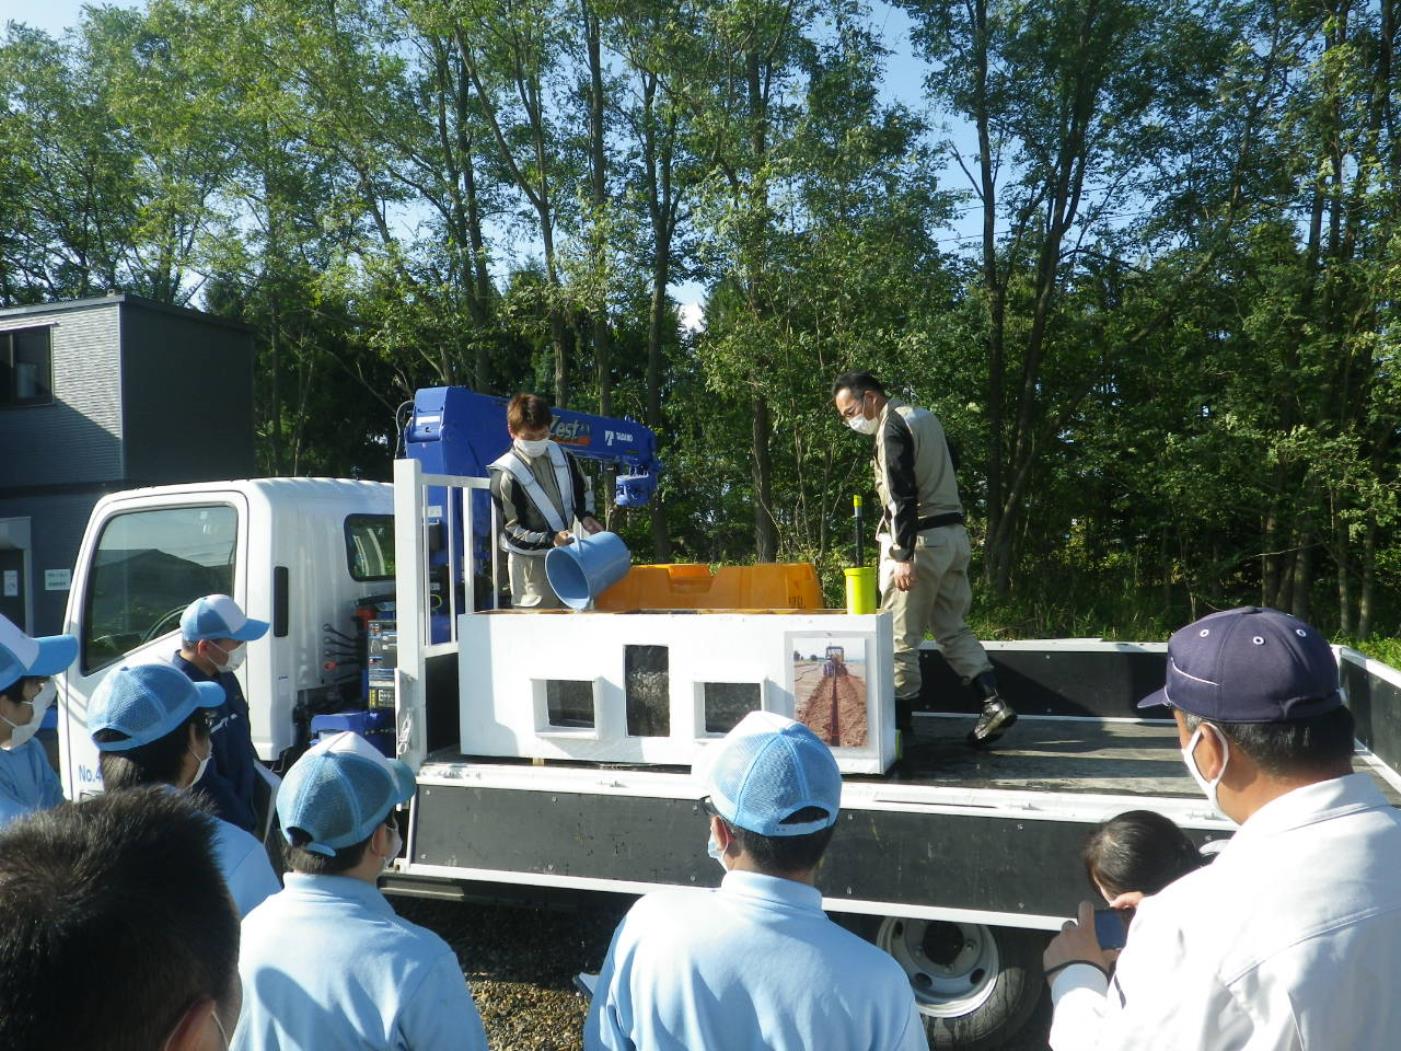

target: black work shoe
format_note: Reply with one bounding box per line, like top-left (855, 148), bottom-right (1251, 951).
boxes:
top-left (967, 697), bottom-right (1018, 747)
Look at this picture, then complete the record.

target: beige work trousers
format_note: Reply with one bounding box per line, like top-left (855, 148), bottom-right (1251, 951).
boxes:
top-left (880, 525), bottom-right (992, 700)
top-left (508, 552), bottom-right (565, 609)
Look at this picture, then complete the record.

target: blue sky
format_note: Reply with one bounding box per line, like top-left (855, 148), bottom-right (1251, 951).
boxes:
top-left (4, 1), bottom-right (978, 320)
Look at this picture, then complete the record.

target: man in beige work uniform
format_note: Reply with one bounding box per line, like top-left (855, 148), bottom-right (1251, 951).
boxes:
top-left (489, 393), bottom-right (603, 608)
top-left (832, 371), bottom-right (1017, 746)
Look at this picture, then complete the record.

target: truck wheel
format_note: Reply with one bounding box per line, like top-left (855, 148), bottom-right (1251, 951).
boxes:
top-left (873, 917), bottom-right (1046, 1050)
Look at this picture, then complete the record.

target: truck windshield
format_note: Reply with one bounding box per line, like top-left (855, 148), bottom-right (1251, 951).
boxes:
top-left (82, 505), bottom-right (238, 672)
top-left (345, 514), bottom-right (394, 581)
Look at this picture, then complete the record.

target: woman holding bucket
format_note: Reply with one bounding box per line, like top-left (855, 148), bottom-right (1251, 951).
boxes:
top-left (488, 393), bottom-right (605, 609)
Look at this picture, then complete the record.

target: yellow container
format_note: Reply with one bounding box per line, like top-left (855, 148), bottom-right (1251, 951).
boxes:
top-left (596, 563), bottom-right (824, 611)
top-left (843, 567), bottom-right (878, 615)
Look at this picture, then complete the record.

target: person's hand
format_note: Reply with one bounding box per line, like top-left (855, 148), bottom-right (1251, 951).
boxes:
top-left (891, 560), bottom-right (915, 591)
top-left (581, 516), bottom-right (603, 535)
top-left (553, 530), bottom-right (574, 547)
top-left (1043, 901), bottom-right (1114, 987)
top-left (1108, 891), bottom-right (1144, 911)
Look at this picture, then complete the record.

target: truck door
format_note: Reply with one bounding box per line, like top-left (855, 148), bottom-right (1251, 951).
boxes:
top-left (58, 495), bottom-right (249, 800)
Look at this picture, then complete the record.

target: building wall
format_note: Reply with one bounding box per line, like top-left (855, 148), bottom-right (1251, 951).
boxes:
top-left (0, 295), bottom-right (254, 634)
top-left (121, 301), bottom-right (255, 483)
top-left (0, 490), bottom-right (108, 634)
top-left (0, 302), bottom-right (124, 490)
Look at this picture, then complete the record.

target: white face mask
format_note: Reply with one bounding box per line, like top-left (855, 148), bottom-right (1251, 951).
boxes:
top-left (1182, 724), bottom-right (1232, 822)
top-left (845, 402), bottom-right (878, 435)
top-left (210, 642), bottom-right (246, 672)
top-left (188, 740), bottom-right (212, 786)
top-left (706, 829), bottom-right (728, 871)
top-left (514, 436), bottom-right (552, 458)
top-left (1, 679), bottom-right (54, 750)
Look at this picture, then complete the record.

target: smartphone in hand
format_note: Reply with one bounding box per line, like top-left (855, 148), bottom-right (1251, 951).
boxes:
top-left (1093, 908), bottom-right (1130, 950)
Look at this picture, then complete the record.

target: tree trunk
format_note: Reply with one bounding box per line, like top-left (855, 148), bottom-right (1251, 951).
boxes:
top-left (752, 395), bottom-right (777, 562)
top-left (1357, 517), bottom-right (1377, 639)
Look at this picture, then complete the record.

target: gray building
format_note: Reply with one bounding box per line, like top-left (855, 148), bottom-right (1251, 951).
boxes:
top-left (0, 294), bottom-right (254, 634)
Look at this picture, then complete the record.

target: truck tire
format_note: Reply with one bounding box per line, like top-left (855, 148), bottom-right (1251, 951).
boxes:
top-left (844, 915), bottom-right (1047, 1050)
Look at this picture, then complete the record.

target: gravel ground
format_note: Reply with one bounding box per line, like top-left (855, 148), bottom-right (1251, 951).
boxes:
top-left (396, 895), bottom-right (1055, 1050)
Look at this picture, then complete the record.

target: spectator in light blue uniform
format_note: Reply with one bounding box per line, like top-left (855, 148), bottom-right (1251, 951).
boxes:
top-left (0, 613), bottom-right (77, 827)
top-left (233, 731), bottom-right (489, 1051)
top-left (88, 661), bottom-right (281, 918)
top-left (585, 712), bottom-right (928, 1051)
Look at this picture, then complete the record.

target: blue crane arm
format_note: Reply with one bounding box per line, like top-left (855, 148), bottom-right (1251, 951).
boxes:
top-left (403, 386), bottom-right (662, 507)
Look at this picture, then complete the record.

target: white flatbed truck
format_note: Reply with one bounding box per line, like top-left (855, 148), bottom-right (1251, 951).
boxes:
top-left (55, 463), bottom-right (1401, 1050)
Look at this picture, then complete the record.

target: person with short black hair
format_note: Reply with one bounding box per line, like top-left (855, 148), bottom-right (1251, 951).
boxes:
top-left (488, 392), bottom-right (603, 608)
top-left (585, 712), bottom-right (927, 1050)
top-left (0, 785), bottom-right (241, 1051)
top-left (831, 371), bottom-right (1016, 747)
top-left (0, 613), bottom-right (76, 827)
top-left (1045, 607), bottom-right (1401, 1049)
top-left (88, 661), bottom-right (280, 918)
top-left (232, 731), bottom-right (488, 1050)
top-left (1082, 809), bottom-right (1207, 905)
top-left (173, 594), bottom-right (270, 832)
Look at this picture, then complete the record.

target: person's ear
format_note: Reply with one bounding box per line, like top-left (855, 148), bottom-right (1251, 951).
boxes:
top-left (710, 815), bottom-right (733, 855)
top-left (1194, 723), bottom-right (1228, 781)
top-left (369, 821), bottom-right (396, 861)
top-left (162, 996), bottom-right (221, 1051)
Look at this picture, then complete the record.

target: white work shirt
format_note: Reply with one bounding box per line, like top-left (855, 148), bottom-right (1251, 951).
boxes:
top-left (0, 737), bottom-right (63, 827)
top-left (585, 869), bottom-right (927, 1051)
top-left (212, 818), bottom-right (280, 918)
top-left (1050, 773), bottom-right (1401, 1050)
top-left (232, 872), bottom-right (488, 1051)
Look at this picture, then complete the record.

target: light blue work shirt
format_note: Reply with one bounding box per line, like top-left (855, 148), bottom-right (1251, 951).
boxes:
top-left (232, 872), bottom-right (488, 1051)
top-left (585, 869), bottom-right (927, 1051)
top-left (213, 818), bottom-right (280, 918)
top-left (0, 738), bottom-right (64, 827)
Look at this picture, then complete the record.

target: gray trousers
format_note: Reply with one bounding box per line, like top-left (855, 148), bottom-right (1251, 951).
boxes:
top-left (508, 552), bottom-right (565, 609)
top-left (880, 525), bottom-right (993, 700)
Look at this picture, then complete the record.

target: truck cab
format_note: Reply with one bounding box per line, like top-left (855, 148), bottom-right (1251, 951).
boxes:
top-left (56, 478), bottom-right (393, 800)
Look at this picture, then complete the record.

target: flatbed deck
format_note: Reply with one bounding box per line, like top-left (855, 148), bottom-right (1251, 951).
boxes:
top-left (891, 714), bottom-right (1401, 804)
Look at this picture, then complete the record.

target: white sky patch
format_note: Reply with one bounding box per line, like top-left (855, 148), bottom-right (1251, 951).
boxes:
top-left (678, 302), bottom-right (706, 333)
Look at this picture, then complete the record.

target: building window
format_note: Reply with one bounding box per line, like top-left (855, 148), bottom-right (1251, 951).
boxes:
top-left (0, 327), bottom-right (54, 407)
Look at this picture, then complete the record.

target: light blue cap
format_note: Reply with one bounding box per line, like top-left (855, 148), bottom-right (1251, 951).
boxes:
top-left (0, 613), bottom-right (77, 693)
top-left (278, 731), bottom-right (416, 856)
top-left (698, 712), bottom-right (842, 837)
top-left (88, 662), bottom-right (225, 751)
top-left (180, 594), bottom-right (269, 644)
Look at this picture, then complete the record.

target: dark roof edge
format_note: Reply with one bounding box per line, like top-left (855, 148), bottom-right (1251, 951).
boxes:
top-left (0, 293), bottom-right (252, 334)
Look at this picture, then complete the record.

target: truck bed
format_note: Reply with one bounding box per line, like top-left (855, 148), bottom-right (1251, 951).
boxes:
top-left (398, 642), bottom-right (1401, 929)
top-left (893, 714), bottom-right (1401, 804)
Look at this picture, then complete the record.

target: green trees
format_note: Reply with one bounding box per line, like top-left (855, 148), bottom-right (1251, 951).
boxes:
top-left (1, 0), bottom-right (1398, 640)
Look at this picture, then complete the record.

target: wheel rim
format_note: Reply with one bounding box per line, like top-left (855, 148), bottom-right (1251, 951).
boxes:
top-left (875, 917), bottom-right (1001, 1018)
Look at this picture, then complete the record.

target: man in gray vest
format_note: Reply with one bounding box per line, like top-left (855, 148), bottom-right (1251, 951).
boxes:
top-left (832, 371), bottom-right (1017, 747)
top-left (489, 392), bottom-right (603, 608)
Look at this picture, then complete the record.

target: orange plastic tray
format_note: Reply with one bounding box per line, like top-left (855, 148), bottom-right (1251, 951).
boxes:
top-left (596, 563), bottom-right (824, 611)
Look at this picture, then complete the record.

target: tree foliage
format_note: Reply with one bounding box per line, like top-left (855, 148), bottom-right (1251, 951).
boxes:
top-left (1, 0), bottom-right (1398, 640)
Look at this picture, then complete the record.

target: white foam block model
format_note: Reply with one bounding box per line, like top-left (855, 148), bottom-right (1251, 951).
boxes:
top-left (457, 611), bottom-right (896, 774)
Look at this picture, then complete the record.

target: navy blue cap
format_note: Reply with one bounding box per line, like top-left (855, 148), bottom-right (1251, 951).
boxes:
top-left (1138, 607), bottom-right (1341, 723)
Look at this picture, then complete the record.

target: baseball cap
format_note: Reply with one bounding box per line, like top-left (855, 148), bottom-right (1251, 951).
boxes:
top-left (88, 662), bottom-right (225, 751)
top-left (1138, 606), bottom-right (1342, 723)
top-left (180, 595), bottom-right (269, 644)
top-left (696, 711), bottom-right (842, 837)
top-left (278, 731), bottom-right (416, 856)
top-left (0, 613), bottom-right (78, 693)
